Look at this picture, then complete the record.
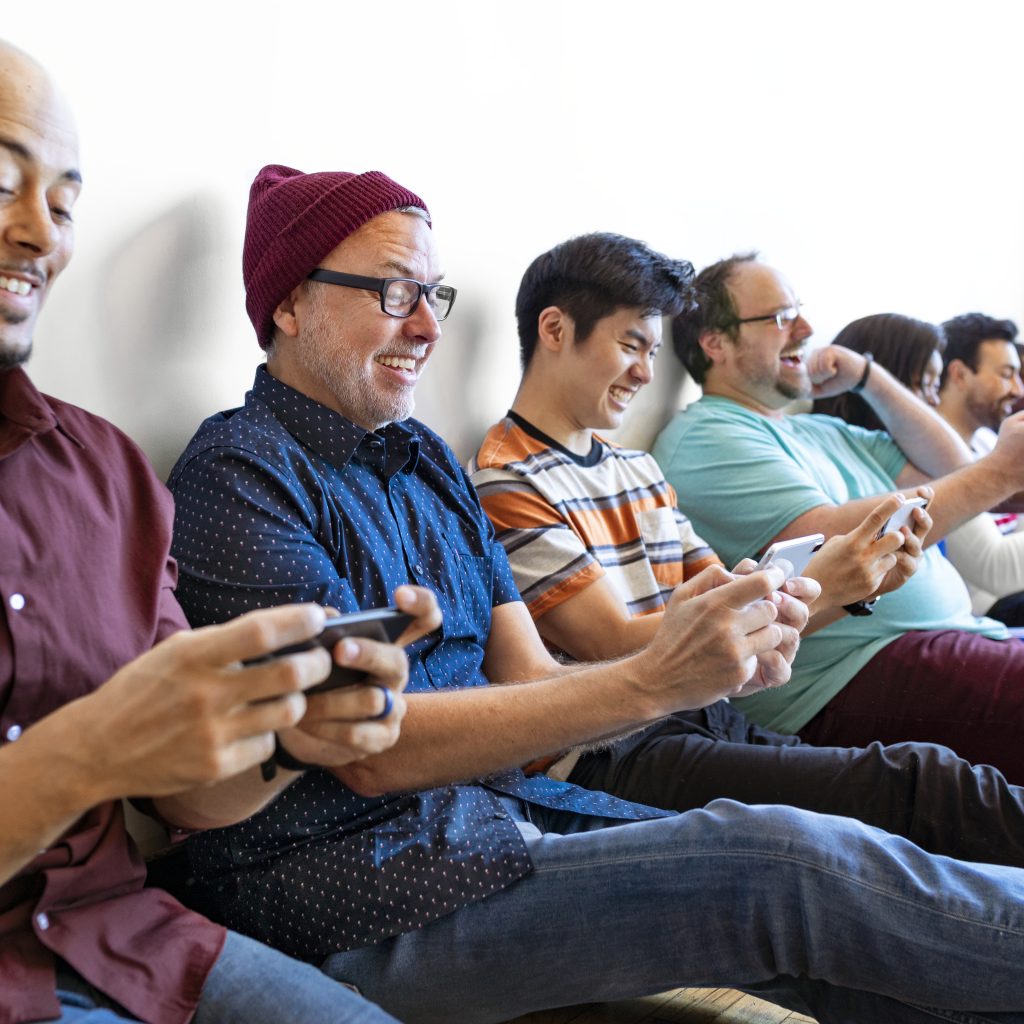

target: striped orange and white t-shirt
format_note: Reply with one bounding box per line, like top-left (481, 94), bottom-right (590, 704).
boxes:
top-left (469, 413), bottom-right (720, 622)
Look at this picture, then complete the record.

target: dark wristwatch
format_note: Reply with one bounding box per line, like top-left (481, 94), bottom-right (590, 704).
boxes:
top-left (260, 736), bottom-right (316, 781)
top-left (851, 353), bottom-right (874, 393)
top-left (843, 598), bottom-right (878, 617)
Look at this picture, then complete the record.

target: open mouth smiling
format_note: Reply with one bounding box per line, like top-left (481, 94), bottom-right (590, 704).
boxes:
top-left (0, 274), bottom-right (36, 298)
top-left (376, 354), bottom-right (417, 372)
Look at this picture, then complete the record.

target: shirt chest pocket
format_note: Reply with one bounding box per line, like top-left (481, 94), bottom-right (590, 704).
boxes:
top-left (637, 506), bottom-right (680, 555)
top-left (430, 535), bottom-right (492, 641)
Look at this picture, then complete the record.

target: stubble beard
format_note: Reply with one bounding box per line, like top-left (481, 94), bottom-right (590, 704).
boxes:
top-left (0, 310), bottom-right (32, 370)
top-left (303, 288), bottom-right (415, 429)
top-left (776, 376), bottom-right (810, 403)
top-left (965, 393), bottom-right (1006, 434)
top-left (731, 335), bottom-right (811, 406)
top-left (740, 353), bottom-right (809, 406)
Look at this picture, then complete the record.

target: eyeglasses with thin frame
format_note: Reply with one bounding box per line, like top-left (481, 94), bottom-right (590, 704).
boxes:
top-left (307, 269), bottom-right (457, 322)
top-left (723, 304), bottom-right (803, 331)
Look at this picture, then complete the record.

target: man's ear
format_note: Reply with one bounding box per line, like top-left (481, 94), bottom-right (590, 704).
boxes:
top-left (698, 327), bottom-right (728, 367)
top-left (536, 306), bottom-right (573, 355)
top-left (945, 358), bottom-right (971, 390)
top-left (271, 285), bottom-right (304, 340)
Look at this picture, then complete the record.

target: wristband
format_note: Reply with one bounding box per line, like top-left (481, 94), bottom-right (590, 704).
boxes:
top-left (843, 597), bottom-right (878, 617)
top-left (260, 736), bottom-right (316, 781)
top-left (851, 353), bottom-right (873, 393)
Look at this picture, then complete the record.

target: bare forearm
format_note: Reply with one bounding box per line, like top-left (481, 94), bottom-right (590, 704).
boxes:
top-left (1, 708), bottom-right (288, 876)
top-left (539, 608), bottom-right (663, 662)
top-left (918, 458), bottom-right (1024, 542)
top-left (335, 660), bottom-right (662, 796)
top-left (337, 571), bottom-right (794, 796)
top-left (860, 362), bottom-right (973, 476)
top-left (804, 604), bottom-right (845, 634)
top-left (779, 458), bottom-right (1021, 550)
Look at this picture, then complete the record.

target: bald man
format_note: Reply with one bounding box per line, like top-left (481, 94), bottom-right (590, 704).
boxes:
top-left (0, 39), bottom-right (426, 1024)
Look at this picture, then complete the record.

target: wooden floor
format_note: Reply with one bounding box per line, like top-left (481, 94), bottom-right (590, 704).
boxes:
top-left (504, 988), bottom-right (816, 1024)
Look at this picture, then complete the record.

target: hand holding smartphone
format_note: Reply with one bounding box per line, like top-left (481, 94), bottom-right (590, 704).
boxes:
top-left (878, 497), bottom-right (929, 538)
top-left (251, 607), bottom-right (413, 695)
top-left (755, 534), bottom-right (825, 583)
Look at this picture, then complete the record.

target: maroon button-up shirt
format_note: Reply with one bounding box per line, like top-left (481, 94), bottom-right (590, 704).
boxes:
top-left (0, 368), bottom-right (224, 1024)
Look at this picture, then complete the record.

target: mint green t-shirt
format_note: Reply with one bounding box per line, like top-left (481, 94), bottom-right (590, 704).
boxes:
top-left (652, 395), bottom-right (1008, 734)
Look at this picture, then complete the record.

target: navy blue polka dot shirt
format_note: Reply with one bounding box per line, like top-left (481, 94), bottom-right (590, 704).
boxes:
top-left (167, 366), bottom-right (666, 961)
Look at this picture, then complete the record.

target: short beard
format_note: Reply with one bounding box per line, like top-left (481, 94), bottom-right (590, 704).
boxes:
top-left (776, 378), bottom-right (810, 403)
top-left (303, 287), bottom-right (415, 429)
top-left (0, 342), bottom-right (31, 371)
top-left (965, 393), bottom-right (1004, 433)
top-left (0, 309), bottom-right (32, 370)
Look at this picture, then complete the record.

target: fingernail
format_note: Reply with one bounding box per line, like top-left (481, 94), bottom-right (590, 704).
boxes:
top-left (286, 692), bottom-right (306, 722)
top-left (339, 638), bottom-right (359, 662)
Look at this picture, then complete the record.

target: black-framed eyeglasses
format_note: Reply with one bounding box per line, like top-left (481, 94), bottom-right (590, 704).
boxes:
top-left (307, 269), bottom-right (457, 321)
top-left (722, 304), bottom-right (803, 331)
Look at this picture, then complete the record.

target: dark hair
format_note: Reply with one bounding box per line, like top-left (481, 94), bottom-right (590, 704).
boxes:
top-left (939, 313), bottom-right (1019, 387)
top-left (813, 313), bottom-right (945, 431)
top-left (670, 252), bottom-right (759, 384)
top-left (515, 233), bottom-right (695, 368)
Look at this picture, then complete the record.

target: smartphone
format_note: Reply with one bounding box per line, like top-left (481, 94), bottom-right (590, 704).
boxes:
top-left (878, 497), bottom-right (928, 538)
top-left (251, 607), bottom-right (413, 695)
top-left (755, 533), bottom-right (825, 582)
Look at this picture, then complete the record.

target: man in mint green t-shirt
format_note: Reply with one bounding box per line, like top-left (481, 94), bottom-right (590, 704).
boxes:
top-left (653, 253), bottom-right (1024, 782)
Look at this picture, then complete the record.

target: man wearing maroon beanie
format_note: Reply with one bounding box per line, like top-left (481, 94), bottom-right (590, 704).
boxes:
top-left (167, 165), bottom-right (1024, 1024)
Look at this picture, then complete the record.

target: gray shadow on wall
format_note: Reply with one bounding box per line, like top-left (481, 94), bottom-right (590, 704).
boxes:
top-left (92, 199), bottom-right (566, 478)
top-left (97, 194), bottom-right (234, 479)
top-left (412, 296), bottom-right (492, 465)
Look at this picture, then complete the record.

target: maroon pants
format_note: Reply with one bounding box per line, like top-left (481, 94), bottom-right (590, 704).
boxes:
top-left (799, 629), bottom-right (1024, 784)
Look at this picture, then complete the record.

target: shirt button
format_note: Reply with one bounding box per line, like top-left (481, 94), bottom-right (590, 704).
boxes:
top-left (414, 564), bottom-right (423, 574)
top-left (5, 724), bottom-right (21, 742)
top-left (36, 912), bottom-right (50, 931)
top-left (9, 593), bottom-right (25, 611)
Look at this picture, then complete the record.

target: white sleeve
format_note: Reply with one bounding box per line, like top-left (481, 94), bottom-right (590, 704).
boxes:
top-left (943, 513), bottom-right (1024, 601)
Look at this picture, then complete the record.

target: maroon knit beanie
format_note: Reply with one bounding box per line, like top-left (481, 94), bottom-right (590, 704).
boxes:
top-left (243, 165), bottom-right (430, 347)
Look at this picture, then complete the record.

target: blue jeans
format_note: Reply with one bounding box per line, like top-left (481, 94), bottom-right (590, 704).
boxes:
top-left (322, 800), bottom-right (1024, 1024)
top-left (51, 929), bottom-right (399, 1023)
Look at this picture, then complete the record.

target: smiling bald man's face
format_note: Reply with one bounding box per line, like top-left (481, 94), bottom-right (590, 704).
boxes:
top-left (0, 42), bottom-right (80, 369)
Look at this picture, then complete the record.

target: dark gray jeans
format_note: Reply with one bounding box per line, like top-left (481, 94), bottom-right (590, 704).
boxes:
top-left (568, 699), bottom-right (1024, 867)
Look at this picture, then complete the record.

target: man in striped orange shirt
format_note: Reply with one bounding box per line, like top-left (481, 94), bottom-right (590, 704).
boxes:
top-left (469, 232), bottom-right (1024, 839)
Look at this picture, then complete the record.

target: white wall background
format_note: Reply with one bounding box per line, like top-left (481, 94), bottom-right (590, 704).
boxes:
top-left (7, 0), bottom-right (1024, 472)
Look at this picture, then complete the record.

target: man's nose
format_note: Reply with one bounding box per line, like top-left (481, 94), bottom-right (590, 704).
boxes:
top-left (632, 354), bottom-right (654, 385)
top-left (405, 294), bottom-right (442, 342)
top-left (792, 312), bottom-right (813, 341)
top-left (5, 189), bottom-right (60, 257)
